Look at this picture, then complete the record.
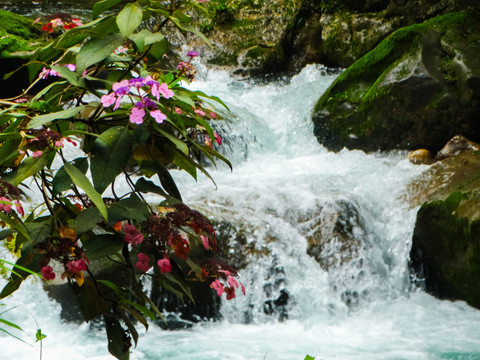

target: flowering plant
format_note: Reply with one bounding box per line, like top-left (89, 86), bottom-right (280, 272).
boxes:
top-left (0, 0), bottom-right (243, 358)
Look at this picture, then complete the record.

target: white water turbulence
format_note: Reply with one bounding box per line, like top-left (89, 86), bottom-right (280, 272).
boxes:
top-left (2, 65), bottom-right (480, 360)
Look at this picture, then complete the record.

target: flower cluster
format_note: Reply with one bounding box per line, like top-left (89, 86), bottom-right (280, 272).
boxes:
top-left (19, 129), bottom-right (77, 158)
top-left (40, 17), bottom-right (83, 33)
top-left (36, 230), bottom-right (89, 286)
top-left (101, 76), bottom-right (173, 125)
top-left (0, 180), bottom-right (24, 217)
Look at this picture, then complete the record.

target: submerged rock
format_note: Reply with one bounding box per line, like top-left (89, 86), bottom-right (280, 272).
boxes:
top-left (312, 9), bottom-right (480, 153)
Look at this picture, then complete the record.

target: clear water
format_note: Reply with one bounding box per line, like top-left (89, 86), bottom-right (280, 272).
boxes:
top-left (2, 65), bottom-right (480, 360)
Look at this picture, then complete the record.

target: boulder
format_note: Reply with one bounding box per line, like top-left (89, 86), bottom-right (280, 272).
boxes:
top-left (312, 9), bottom-right (480, 153)
top-left (409, 150), bottom-right (480, 309)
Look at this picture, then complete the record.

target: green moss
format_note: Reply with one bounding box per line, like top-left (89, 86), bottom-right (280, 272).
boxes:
top-left (0, 10), bottom-right (42, 56)
top-left (207, 50), bottom-right (239, 66)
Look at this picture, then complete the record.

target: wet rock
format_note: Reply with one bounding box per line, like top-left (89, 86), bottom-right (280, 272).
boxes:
top-left (312, 9), bottom-right (480, 153)
top-left (434, 135), bottom-right (480, 161)
top-left (407, 149), bottom-right (433, 165)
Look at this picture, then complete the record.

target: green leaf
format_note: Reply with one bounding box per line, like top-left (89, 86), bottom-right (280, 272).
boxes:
top-left (82, 234), bottom-right (124, 260)
top-left (35, 329), bottom-right (47, 342)
top-left (69, 207), bottom-right (103, 235)
top-left (141, 160), bottom-right (182, 201)
top-left (76, 34), bottom-right (124, 73)
top-left (51, 66), bottom-right (85, 88)
top-left (52, 157), bottom-right (89, 196)
top-left (0, 213), bottom-right (30, 241)
top-left (146, 40), bottom-right (168, 60)
top-left (28, 105), bottom-right (87, 129)
top-left (117, 2), bottom-right (143, 37)
top-left (172, 10), bottom-right (192, 24)
top-left (304, 356), bottom-right (315, 360)
top-left (0, 278), bottom-right (22, 299)
top-left (64, 162), bottom-right (108, 221)
top-left (164, 272), bottom-right (194, 303)
top-left (156, 127), bottom-right (189, 155)
top-left (104, 315), bottom-right (130, 360)
top-left (129, 30), bottom-right (164, 52)
top-left (123, 300), bottom-right (156, 321)
top-left (107, 195), bottom-right (149, 224)
top-left (93, 0), bottom-right (124, 19)
top-left (91, 126), bottom-right (132, 194)
top-left (170, 20), bottom-right (211, 47)
top-left (134, 178), bottom-right (169, 198)
top-left (0, 318), bottom-right (22, 331)
top-left (2, 155), bottom-right (47, 187)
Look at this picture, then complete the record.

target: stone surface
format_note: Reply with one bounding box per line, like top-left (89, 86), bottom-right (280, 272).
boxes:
top-left (312, 9), bottom-right (480, 153)
top-left (408, 150), bottom-right (480, 309)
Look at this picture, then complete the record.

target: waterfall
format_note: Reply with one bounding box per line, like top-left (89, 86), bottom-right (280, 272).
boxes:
top-left (2, 65), bottom-right (480, 360)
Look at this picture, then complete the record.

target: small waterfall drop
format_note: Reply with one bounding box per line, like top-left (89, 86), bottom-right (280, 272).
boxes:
top-left (2, 65), bottom-right (480, 360)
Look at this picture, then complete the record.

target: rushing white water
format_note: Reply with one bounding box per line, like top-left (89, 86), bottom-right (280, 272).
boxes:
top-left (2, 65), bottom-right (480, 360)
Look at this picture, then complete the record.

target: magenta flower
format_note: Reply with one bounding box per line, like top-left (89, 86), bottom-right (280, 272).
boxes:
top-left (32, 150), bottom-right (43, 158)
top-left (66, 259), bottom-right (87, 273)
top-left (124, 224), bottom-right (144, 245)
top-left (112, 79), bottom-right (130, 96)
top-left (200, 235), bottom-right (209, 250)
top-left (65, 64), bottom-right (76, 71)
top-left (210, 279), bottom-right (224, 296)
top-left (41, 266), bottom-right (56, 281)
top-left (14, 200), bottom-right (24, 217)
top-left (130, 107), bottom-right (145, 124)
top-left (159, 83), bottom-right (174, 99)
top-left (210, 112), bottom-right (216, 119)
top-left (150, 110), bottom-right (167, 124)
top-left (135, 253), bottom-right (151, 272)
top-left (101, 92), bottom-right (116, 107)
top-left (187, 51), bottom-right (199, 57)
top-left (157, 258), bottom-right (171, 274)
top-left (174, 107), bottom-right (182, 115)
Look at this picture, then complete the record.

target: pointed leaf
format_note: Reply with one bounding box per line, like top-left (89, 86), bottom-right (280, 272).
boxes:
top-left (93, 0), bottom-right (124, 19)
top-left (91, 126), bottom-right (132, 194)
top-left (104, 315), bottom-right (130, 360)
top-left (28, 105), bottom-right (86, 129)
top-left (64, 162), bottom-right (108, 221)
top-left (117, 2), bottom-right (143, 37)
top-left (76, 34), bottom-right (124, 73)
top-left (82, 234), bottom-right (124, 260)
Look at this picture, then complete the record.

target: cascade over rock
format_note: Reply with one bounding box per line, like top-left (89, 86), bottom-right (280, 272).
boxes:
top-left (311, 9), bottom-right (480, 153)
top-left (409, 150), bottom-right (480, 309)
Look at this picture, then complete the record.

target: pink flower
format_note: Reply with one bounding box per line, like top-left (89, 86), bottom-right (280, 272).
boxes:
top-left (210, 279), bottom-right (224, 296)
top-left (187, 51), bottom-right (199, 57)
top-left (66, 259), bottom-right (87, 273)
top-left (32, 150), bottom-right (43, 158)
top-left (150, 110), bottom-right (167, 124)
top-left (214, 132), bottom-right (222, 145)
top-left (227, 275), bottom-right (239, 288)
top-left (0, 197), bottom-right (12, 213)
top-left (124, 224), bottom-right (144, 245)
top-left (200, 235), bottom-right (209, 250)
top-left (174, 107), bottom-right (182, 115)
top-left (114, 46), bottom-right (128, 55)
top-left (101, 93), bottom-right (116, 107)
top-left (41, 266), bottom-right (55, 281)
top-left (204, 136), bottom-right (212, 149)
top-left (135, 253), bottom-right (150, 272)
top-left (14, 200), bottom-right (24, 217)
top-left (159, 83), bottom-right (174, 99)
top-left (50, 18), bottom-right (64, 28)
top-left (157, 258), bottom-right (171, 274)
top-left (72, 18), bottom-right (83, 27)
top-left (65, 64), bottom-right (76, 71)
top-left (195, 108), bottom-right (206, 117)
top-left (54, 140), bottom-right (64, 148)
top-left (130, 107), bottom-right (145, 124)
top-left (210, 112), bottom-right (216, 118)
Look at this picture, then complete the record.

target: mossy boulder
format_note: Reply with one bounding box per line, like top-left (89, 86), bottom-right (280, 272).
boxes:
top-left (312, 9), bottom-right (480, 153)
top-left (0, 10), bottom-right (43, 98)
top-left (187, 0), bottom-right (303, 75)
top-left (409, 150), bottom-right (480, 309)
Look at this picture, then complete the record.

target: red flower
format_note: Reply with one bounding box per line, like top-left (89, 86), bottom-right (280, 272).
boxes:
top-left (225, 286), bottom-right (236, 300)
top-left (41, 266), bottom-right (55, 281)
top-left (210, 279), bottom-right (224, 296)
top-left (157, 258), bottom-right (171, 274)
top-left (124, 224), bottom-right (143, 245)
top-left (42, 23), bottom-right (54, 33)
top-left (135, 253), bottom-right (150, 272)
